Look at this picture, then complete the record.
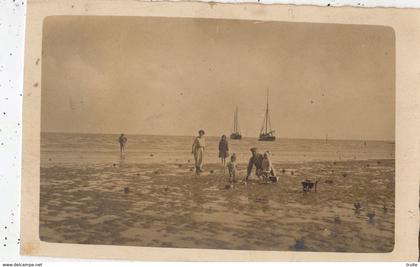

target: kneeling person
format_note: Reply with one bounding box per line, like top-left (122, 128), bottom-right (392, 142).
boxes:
top-left (245, 147), bottom-right (264, 182)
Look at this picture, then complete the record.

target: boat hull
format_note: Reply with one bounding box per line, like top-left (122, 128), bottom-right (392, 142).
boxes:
top-left (230, 133), bottom-right (242, 140)
top-left (258, 134), bottom-right (276, 141)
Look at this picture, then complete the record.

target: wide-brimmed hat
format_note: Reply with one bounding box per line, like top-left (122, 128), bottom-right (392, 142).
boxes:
top-left (250, 147), bottom-right (258, 152)
top-left (198, 129), bottom-right (205, 135)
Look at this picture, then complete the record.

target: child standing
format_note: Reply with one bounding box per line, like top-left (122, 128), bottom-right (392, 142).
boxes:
top-left (226, 153), bottom-right (237, 184)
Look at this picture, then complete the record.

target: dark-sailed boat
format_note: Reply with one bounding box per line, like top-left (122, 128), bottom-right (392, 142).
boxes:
top-left (258, 89), bottom-right (276, 141)
top-left (230, 106), bottom-right (242, 140)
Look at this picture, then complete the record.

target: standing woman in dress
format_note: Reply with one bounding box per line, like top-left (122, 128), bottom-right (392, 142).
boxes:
top-left (192, 129), bottom-right (206, 174)
top-left (218, 135), bottom-right (229, 166)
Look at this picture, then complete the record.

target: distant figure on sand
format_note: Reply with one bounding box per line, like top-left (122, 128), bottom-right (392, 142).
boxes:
top-left (118, 134), bottom-right (127, 154)
top-left (226, 153), bottom-right (237, 184)
top-left (192, 130), bottom-right (206, 174)
top-left (245, 147), bottom-right (264, 182)
top-left (218, 135), bottom-right (229, 166)
top-left (262, 151), bottom-right (278, 183)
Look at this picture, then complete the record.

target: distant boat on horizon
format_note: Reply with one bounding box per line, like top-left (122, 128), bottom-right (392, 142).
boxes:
top-left (230, 106), bottom-right (242, 140)
top-left (258, 89), bottom-right (276, 141)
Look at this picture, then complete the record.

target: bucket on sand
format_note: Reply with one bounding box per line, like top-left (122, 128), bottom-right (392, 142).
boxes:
top-left (302, 179), bottom-right (318, 192)
top-left (262, 172), bottom-right (278, 184)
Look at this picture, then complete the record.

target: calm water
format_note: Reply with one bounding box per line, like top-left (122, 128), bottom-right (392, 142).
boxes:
top-left (41, 133), bottom-right (395, 167)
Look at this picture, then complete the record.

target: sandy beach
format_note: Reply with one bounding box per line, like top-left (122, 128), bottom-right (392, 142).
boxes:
top-left (37, 16), bottom-right (397, 255)
top-left (40, 158), bottom-right (394, 252)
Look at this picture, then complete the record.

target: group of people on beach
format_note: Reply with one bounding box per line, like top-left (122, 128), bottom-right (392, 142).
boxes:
top-left (191, 130), bottom-right (278, 185)
top-left (118, 130), bottom-right (278, 185)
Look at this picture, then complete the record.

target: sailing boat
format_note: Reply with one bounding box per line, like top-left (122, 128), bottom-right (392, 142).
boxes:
top-left (258, 89), bottom-right (276, 141)
top-left (230, 106), bottom-right (242, 140)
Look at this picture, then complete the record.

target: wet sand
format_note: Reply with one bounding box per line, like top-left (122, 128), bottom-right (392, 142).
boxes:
top-left (40, 159), bottom-right (394, 252)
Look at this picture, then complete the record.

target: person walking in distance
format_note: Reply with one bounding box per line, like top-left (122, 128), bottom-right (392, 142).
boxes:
top-left (118, 133), bottom-right (127, 154)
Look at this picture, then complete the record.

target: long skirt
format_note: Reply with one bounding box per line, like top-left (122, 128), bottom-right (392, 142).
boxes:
top-left (219, 150), bottom-right (229, 159)
top-left (194, 147), bottom-right (204, 170)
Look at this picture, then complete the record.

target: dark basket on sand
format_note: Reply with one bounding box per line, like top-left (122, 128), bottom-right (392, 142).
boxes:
top-left (302, 179), bottom-right (318, 192)
top-left (263, 175), bottom-right (279, 183)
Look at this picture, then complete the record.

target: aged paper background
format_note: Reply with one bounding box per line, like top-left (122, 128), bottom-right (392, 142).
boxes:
top-left (21, 0), bottom-right (420, 261)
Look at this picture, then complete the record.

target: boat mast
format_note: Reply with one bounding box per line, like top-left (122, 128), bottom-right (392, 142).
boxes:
top-left (236, 106), bottom-right (240, 133)
top-left (265, 89), bottom-right (269, 134)
top-left (233, 108), bottom-right (236, 133)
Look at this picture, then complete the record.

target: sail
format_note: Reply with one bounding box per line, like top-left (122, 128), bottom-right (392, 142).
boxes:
top-left (233, 107), bottom-right (241, 134)
top-left (230, 106), bottom-right (242, 139)
top-left (233, 108), bottom-right (236, 133)
top-left (258, 89), bottom-right (275, 141)
top-left (235, 107), bottom-right (240, 133)
top-left (260, 89), bottom-right (274, 135)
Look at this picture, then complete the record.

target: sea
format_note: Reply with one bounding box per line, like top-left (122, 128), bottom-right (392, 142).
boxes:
top-left (41, 132), bottom-right (395, 167)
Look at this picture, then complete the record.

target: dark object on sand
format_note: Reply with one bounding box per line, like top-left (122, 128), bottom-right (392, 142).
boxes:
top-left (334, 216), bottom-right (341, 224)
top-left (150, 154), bottom-right (154, 157)
top-left (136, 173), bottom-right (140, 176)
top-left (282, 169), bottom-right (285, 173)
top-left (325, 180), bottom-right (333, 184)
top-left (367, 212), bottom-right (376, 223)
top-left (291, 171), bottom-right (294, 175)
top-left (210, 170), bottom-right (214, 174)
top-left (187, 159), bottom-right (190, 163)
top-left (354, 202), bottom-right (362, 213)
top-left (302, 179), bottom-right (318, 192)
top-left (291, 238), bottom-right (305, 251)
top-left (225, 184), bottom-right (232, 190)
top-left (48, 158), bottom-right (52, 161)
top-left (113, 163), bottom-right (117, 167)
top-left (164, 187), bottom-right (169, 192)
top-left (366, 164), bottom-right (370, 167)
top-left (263, 175), bottom-right (278, 183)
top-left (154, 170), bottom-right (159, 174)
top-left (178, 164), bottom-right (182, 168)
top-left (123, 187), bottom-right (129, 193)
top-left (342, 173), bottom-right (347, 178)
top-left (377, 161), bottom-right (381, 165)
top-left (269, 176), bottom-right (278, 183)
top-left (189, 167), bottom-right (194, 172)
top-left (333, 162), bottom-right (337, 165)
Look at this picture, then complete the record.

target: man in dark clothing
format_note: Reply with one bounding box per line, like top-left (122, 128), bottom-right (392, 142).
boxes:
top-left (118, 133), bottom-right (127, 154)
top-left (245, 147), bottom-right (264, 181)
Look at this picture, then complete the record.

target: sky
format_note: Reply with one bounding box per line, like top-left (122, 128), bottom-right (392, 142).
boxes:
top-left (41, 16), bottom-right (395, 141)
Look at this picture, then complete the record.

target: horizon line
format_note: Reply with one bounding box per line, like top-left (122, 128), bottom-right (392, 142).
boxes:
top-left (40, 131), bottom-right (395, 143)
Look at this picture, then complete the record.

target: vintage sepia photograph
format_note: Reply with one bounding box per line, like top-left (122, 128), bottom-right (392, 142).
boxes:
top-left (39, 15), bottom-right (395, 253)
